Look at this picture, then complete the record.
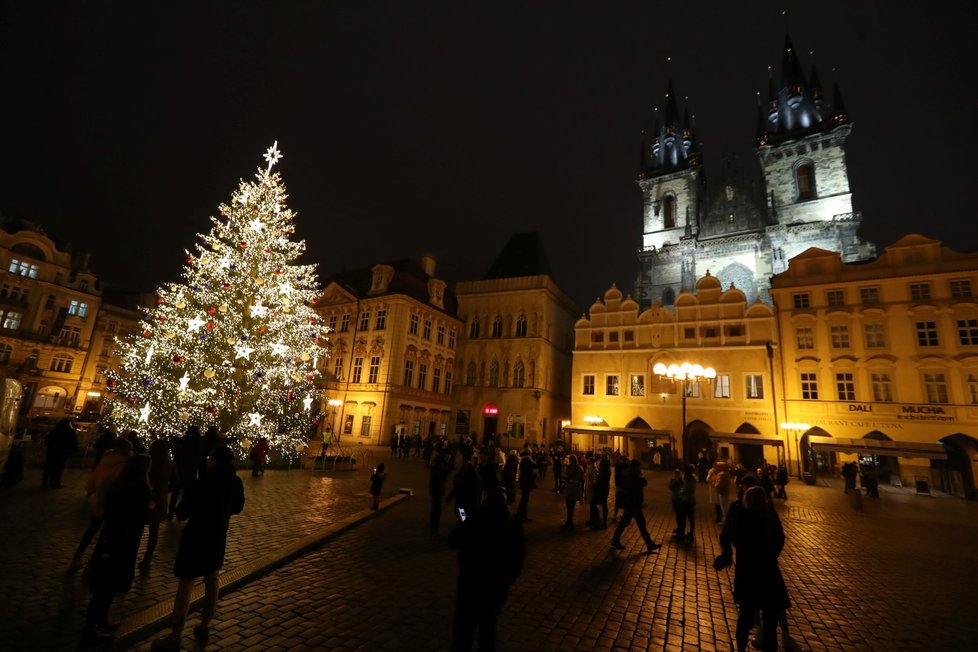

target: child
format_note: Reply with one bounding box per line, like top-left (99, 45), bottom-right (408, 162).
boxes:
top-left (369, 463), bottom-right (386, 510)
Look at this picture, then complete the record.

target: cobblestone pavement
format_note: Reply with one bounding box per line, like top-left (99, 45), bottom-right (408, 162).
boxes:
top-left (3, 447), bottom-right (977, 651)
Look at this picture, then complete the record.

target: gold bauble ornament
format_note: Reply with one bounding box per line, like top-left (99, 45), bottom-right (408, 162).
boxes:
top-left (176, 301), bottom-right (186, 309)
top-left (180, 412), bottom-right (190, 421)
top-left (227, 338), bottom-right (236, 345)
top-left (301, 352), bottom-right (311, 362)
top-left (204, 369), bottom-right (216, 379)
top-left (219, 305), bottom-right (228, 313)
top-left (256, 278), bottom-right (265, 285)
top-left (165, 332), bottom-right (176, 339)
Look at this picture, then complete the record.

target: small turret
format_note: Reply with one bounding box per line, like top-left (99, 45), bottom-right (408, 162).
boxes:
top-left (831, 81), bottom-right (849, 124)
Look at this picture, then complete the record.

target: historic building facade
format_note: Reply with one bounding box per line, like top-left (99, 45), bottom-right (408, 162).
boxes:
top-left (452, 233), bottom-right (578, 447)
top-left (316, 255), bottom-right (461, 446)
top-left (635, 36), bottom-right (875, 308)
top-left (770, 235), bottom-right (978, 498)
top-left (569, 277), bottom-right (782, 468)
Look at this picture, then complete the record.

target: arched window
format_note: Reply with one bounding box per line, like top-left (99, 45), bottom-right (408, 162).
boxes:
top-left (796, 162), bottom-right (815, 201)
top-left (50, 354), bottom-right (73, 373)
top-left (491, 316), bottom-right (503, 338)
top-left (662, 287), bottom-right (675, 305)
top-left (469, 317), bottom-right (480, 338)
top-left (663, 194), bottom-right (676, 228)
top-left (0, 343), bottom-right (12, 364)
top-left (513, 362), bottom-right (525, 388)
top-left (515, 314), bottom-right (527, 337)
top-left (489, 361), bottom-right (499, 387)
top-left (466, 361), bottom-right (476, 385)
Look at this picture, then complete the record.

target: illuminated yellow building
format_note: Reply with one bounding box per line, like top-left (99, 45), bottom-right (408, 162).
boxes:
top-left (0, 220), bottom-right (142, 430)
top-left (452, 233), bottom-right (578, 447)
top-left (569, 276), bottom-right (782, 468)
top-left (316, 255), bottom-right (461, 445)
top-left (770, 234), bottom-right (978, 497)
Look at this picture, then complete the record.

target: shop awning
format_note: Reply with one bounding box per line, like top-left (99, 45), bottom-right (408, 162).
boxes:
top-left (808, 435), bottom-right (948, 459)
top-left (709, 432), bottom-right (783, 447)
top-left (562, 425), bottom-right (672, 439)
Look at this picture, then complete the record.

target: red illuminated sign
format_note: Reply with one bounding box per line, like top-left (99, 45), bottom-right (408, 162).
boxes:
top-left (482, 402), bottom-right (499, 415)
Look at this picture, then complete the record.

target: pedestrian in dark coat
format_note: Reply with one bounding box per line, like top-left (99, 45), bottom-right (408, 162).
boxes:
top-left (91, 428), bottom-right (117, 468)
top-left (588, 454), bottom-right (611, 529)
top-left (516, 449), bottom-right (537, 520)
top-left (168, 425), bottom-right (203, 519)
top-left (70, 437), bottom-right (133, 574)
top-left (369, 463), bottom-right (386, 510)
top-left (81, 454), bottom-right (152, 646)
top-left (446, 452), bottom-right (483, 515)
top-left (42, 417), bottom-right (77, 488)
top-left (717, 485), bottom-right (791, 652)
top-left (450, 489), bottom-right (525, 652)
top-left (501, 451), bottom-right (518, 504)
top-left (199, 425), bottom-right (222, 475)
top-left (428, 453), bottom-right (451, 536)
top-left (561, 455), bottom-right (584, 529)
top-left (610, 459), bottom-right (661, 552)
top-left (152, 447), bottom-right (244, 651)
top-left (249, 436), bottom-right (269, 477)
top-left (140, 437), bottom-right (174, 572)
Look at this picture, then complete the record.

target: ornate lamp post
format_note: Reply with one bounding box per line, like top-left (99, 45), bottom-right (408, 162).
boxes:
top-left (780, 422), bottom-right (810, 480)
top-left (653, 362), bottom-right (716, 465)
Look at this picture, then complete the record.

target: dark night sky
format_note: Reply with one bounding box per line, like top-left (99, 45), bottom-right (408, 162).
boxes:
top-left (2, 1), bottom-right (976, 309)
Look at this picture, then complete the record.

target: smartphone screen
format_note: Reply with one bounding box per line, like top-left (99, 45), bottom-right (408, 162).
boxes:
top-left (458, 508), bottom-right (467, 522)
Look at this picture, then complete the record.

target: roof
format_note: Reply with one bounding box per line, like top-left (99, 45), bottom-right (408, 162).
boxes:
top-left (323, 258), bottom-right (459, 317)
top-left (484, 232), bottom-right (554, 280)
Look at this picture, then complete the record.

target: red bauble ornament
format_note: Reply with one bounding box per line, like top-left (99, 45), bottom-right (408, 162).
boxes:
top-left (208, 307), bottom-right (216, 314)
top-left (222, 283), bottom-right (231, 289)
top-left (107, 379), bottom-right (118, 389)
top-left (288, 392), bottom-right (295, 401)
top-left (239, 241), bottom-right (248, 248)
top-left (258, 326), bottom-right (268, 334)
top-left (143, 330), bottom-right (152, 338)
top-left (158, 316), bottom-right (167, 322)
top-left (206, 321), bottom-right (216, 331)
top-left (172, 354), bottom-right (185, 364)
top-left (205, 405), bottom-right (218, 414)
top-left (156, 296), bottom-right (164, 304)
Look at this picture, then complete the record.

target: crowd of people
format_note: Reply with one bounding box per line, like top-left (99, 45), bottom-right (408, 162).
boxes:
top-left (30, 417), bottom-right (807, 651)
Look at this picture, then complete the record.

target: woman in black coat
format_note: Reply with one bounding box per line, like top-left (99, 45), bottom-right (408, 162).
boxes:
top-left (718, 485), bottom-right (791, 652)
top-left (81, 454), bottom-right (152, 646)
top-left (152, 446), bottom-right (244, 651)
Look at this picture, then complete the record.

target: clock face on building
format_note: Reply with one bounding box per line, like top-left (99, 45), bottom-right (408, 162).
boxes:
top-left (725, 185), bottom-right (735, 201)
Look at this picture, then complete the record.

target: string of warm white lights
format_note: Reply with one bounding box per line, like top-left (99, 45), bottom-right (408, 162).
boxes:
top-left (103, 144), bottom-right (327, 453)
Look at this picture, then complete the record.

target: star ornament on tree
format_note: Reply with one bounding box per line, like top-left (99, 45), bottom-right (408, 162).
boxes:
top-left (139, 402), bottom-right (151, 424)
top-left (235, 343), bottom-right (256, 360)
top-left (264, 141), bottom-right (283, 172)
top-left (248, 412), bottom-right (263, 427)
top-left (250, 303), bottom-right (268, 318)
top-left (270, 342), bottom-right (289, 357)
top-left (303, 395), bottom-right (314, 411)
top-left (178, 373), bottom-right (190, 391)
top-left (187, 315), bottom-right (207, 333)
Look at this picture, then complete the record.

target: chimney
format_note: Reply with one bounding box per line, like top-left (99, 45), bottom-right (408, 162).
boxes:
top-left (420, 253), bottom-right (436, 277)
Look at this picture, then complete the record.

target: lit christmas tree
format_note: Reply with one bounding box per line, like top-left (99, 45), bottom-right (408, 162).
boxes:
top-left (104, 143), bottom-right (326, 452)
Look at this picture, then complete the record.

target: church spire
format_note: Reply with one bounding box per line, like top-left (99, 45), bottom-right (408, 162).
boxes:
top-left (831, 81), bottom-right (849, 124)
top-left (644, 80), bottom-right (698, 174)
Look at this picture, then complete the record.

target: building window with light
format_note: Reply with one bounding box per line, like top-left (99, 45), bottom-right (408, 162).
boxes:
top-left (368, 356), bottom-right (380, 383)
top-left (746, 374), bottom-right (764, 399)
top-left (515, 315), bottom-right (527, 337)
top-left (327, 315), bottom-right (337, 332)
top-left (796, 326), bottom-right (814, 350)
top-left (795, 161), bottom-right (815, 200)
top-left (8, 259), bottom-right (39, 278)
top-left (418, 363), bottom-right (428, 390)
top-left (340, 314), bottom-right (350, 332)
top-left (403, 359), bottom-right (414, 386)
top-left (60, 325), bottom-right (81, 347)
top-left (864, 323), bottom-right (886, 348)
top-left (423, 319), bottom-right (432, 339)
top-left (491, 316), bottom-right (503, 338)
top-left (513, 362), bottom-right (525, 388)
top-left (909, 283), bottom-right (931, 301)
top-left (67, 300), bottom-right (88, 317)
top-left (432, 368), bottom-right (441, 393)
top-left (332, 356), bottom-right (344, 380)
top-left (359, 311), bottom-right (370, 331)
top-left (351, 357), bottom-right (363, 383)
top-left (871, 372), bottom-right (893, 402)
top-left (915, 321), bottom-right (939, 347)
top-left (713, 374), bottom-right (731, 399)
top-left (629, 374), bottom-right (645, 396)
top-left (448, 328), bottom-right (456, 349)
top-left (957, 319), bottom-right (978, 346)
top-left (800, 373), bottom-right (819, 400)
top-left (1, 311), bottom-right (23, 330)
top-left (605, 375), bottom-right (620, 396)
top-left (50, 354), bottom-right (73, 373)
top-left (582, 374), bottom-right (595, 395)
top-left (444, 370), bottom-right (453, 394)
top-left (360, 415), bottom-right (372, 438)
top-left (967, 374), bottom-right (978, 404)
top-left (830, 325), bottom-right (850, 349)
top-left (923, 372), bottom-right (949, 404)
top-left (950, 279), bottom-right (972, 298)
top-left (409, 314), bottom-right (420, 335)
top-left (374, 309), bottom-right (387, 331)
top-left (835, 372), bottom-right (856, 401)
top-left (437, 324), bottom-right (445, 345)
top-left (792, 293), bottom-right (810, 309)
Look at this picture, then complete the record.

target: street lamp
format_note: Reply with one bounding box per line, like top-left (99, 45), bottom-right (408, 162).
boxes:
top-left (653, 362), bottom-right (716, 465)
top-left (780, 422), bottom-right (809, 480)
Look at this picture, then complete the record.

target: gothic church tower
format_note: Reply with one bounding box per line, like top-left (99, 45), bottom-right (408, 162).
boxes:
top-left (634, 36), bottom-right (875, 308)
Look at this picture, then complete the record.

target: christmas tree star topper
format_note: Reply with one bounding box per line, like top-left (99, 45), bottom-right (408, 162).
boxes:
top-left (264, 141), bottom-right (282, 172)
